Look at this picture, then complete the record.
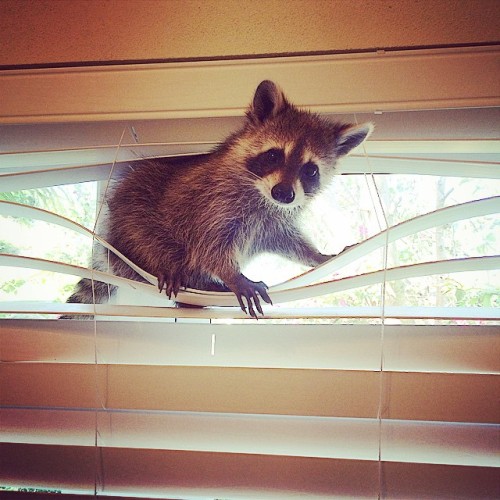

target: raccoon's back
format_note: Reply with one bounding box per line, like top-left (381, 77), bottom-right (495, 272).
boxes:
top-left (105, 154), bottom-right (229, 279)
top-left (106, 160), bottom-right (181, 272)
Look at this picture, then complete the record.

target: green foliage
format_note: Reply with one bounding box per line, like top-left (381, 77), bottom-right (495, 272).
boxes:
top-left (0, 241), bottom-right (19, 254)
top-left (442, 277), bottom-right (499, 308)
top-left (0, 278), bottom-right (26, 294)
top-left (1, 183), bottom-right (97, 303)
top-left (0, 183), bottom-right (96, 227)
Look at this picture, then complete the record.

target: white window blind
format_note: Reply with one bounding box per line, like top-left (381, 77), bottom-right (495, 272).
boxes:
top-left (1, 48), bottom-right (499, 499)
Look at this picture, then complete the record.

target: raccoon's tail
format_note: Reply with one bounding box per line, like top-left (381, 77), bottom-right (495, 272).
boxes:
top-left (60, 278), bottom-right (116, 319)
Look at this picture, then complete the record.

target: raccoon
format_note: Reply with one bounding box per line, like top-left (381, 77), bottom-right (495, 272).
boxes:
top-left (65, 80), bottom-right (372, 318)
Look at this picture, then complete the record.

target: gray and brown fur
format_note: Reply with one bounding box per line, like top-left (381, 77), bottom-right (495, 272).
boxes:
top-left (64, 80), bottom-right (372, 317)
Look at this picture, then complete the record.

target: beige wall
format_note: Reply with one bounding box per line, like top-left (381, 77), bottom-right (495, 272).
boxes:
top-left (1, 0), bottom-right (499, 66)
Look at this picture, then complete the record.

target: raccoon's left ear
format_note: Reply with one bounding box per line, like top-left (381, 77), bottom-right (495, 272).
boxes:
top-left (336, 123), bottom-right (374, 157)
top-left (248, 80), bottom-right (288, 124)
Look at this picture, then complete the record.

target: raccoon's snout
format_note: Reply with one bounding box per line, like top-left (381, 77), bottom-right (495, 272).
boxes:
top-left (271, 183), bottom-right (295, 204)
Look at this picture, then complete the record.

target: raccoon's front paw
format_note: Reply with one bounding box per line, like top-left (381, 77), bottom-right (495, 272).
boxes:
top-left (158, 271), bottom-right (186, 299)
top-left (230, 275), bottom-right (273, 319)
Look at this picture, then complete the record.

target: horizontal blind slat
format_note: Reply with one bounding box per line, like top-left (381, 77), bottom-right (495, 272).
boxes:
top-left (2, 302), bottom-right (500, 321)
top-left (3, 443), bottom-right (498, 499)
top-left (1, 152), bottom-right (499, 191)
top-left (2, 321), bottom-right (499, 374)
top-left (2, 253), bottom-right (498, 308)
top-left (2, 363), bottom-right (498, 423)
top-left (2, 408), bottom-right (498, 467)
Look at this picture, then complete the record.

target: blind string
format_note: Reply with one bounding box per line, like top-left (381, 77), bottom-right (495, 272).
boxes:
top-left (91, 126), bottom-right (127, 495)
top-left (354, 114), bottom-right (390, 499)
top-left (372, 175), bottom-right (390, 499)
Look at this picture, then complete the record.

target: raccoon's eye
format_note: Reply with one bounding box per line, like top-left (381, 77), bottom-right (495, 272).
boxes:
top-left (303, 162), bottom-right (318, 177)
top-left (248, 148), bottom-right (284, 176)
top-left (265, 148), bottom-right (283, 164)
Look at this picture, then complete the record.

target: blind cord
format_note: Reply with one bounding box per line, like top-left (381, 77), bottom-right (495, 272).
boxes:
top-left (92, 127), bottom-right (127, 495)
top-left (355, 113), bottom-right (390, 499)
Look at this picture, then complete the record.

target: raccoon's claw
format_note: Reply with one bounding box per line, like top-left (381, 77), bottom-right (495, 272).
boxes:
top-left (158, 271), bottom-right (184, 299)
top-left (232, 277), bottom-right (272, 319)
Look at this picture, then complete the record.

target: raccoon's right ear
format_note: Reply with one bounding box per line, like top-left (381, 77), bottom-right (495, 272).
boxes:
top-left (247, 80), bottom-right (288, 124)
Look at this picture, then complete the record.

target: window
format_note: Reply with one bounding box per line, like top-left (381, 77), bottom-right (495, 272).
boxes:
top-left (1, 47), bottom-right (499, 498)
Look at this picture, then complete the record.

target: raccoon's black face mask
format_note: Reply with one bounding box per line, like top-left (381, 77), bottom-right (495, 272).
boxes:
top-left (247, 146), bottom-right (321, 206)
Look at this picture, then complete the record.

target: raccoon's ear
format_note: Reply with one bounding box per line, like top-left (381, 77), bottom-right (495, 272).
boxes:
top-left (248, 80), bottom-right (288, 124)
top-left (336, 123), bottom-right (374, 157)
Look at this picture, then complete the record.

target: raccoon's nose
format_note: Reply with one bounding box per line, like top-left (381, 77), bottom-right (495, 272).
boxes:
top-left (271, 183), bottom-right (295, 204)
